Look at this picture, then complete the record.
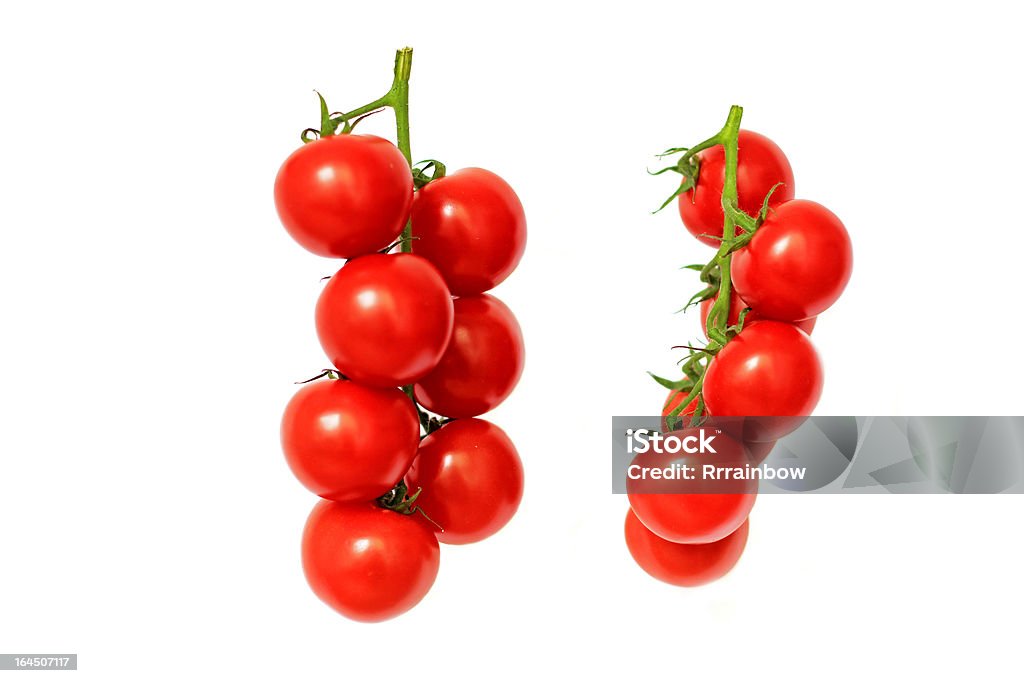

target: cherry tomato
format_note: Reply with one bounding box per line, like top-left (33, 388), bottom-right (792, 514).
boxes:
top-left (731, 199), bottom-right (853, 321)
top-left (625, 509), bottom-right (748, 587)
top-left (274, 134), bottom-right (413, 258)
top-left (316, 253), bottom-right (454, 388)
top-left (699, 290), bottom-right (815, 337)
top-left (413, 294), bottom-right (523, 418)
top-left (663, 389), bottom-right (698, 417)
top-left (302, 500), bottom-right (440, 622)
top-left (411, 168), bottom-right (526, 296)
top-left (626, 429), bottom-right (756, 543)
top-left (280, 379), bottom-right (420, 501)
top-left (405, 419), bottom-right (524, 545)
top-left (702, 320), bottom-right (823, 442)
top-left (678, 130), bottom-right (794, 247)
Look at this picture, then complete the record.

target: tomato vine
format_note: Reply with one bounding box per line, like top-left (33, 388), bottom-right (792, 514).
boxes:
top-left (277, 47), bottom-right (528, 621)
top-left (651, 105), bottom-right (781, 429)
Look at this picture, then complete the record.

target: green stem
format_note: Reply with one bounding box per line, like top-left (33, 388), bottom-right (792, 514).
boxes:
top-left (704, 105), bottom-right (743, 340)
top-left (390, 49), bottom-right (414, 401)
top-left (391, 48), bottom-right (414, 254)
top-left (331, 48), bottom-right (417, 399)
top-left (335, 96), bottom-right (391, 122)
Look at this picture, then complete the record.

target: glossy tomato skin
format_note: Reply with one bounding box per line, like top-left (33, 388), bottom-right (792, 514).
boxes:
top-left (302, 500), bottom-right (440, 622)
top-left (411, 168), bottom-right (526, 296)
top-left (626, 429), bottom-right (756, 544)
top-left (625, 509), bottom-right (748, 587)
top-left (732, 199), bottom-right (853, 321)
top-left (405, 419), bottom-right (524, 545)
top-left (678, 130), bottom-right (794, 247)
top-left (702, 320), bottom-right (823, 442)
top-left (413, 294), bottom-right (524, 418)
top-left (274, 135), bottom-right (413, 258)
top-left (663, 390), bottom-right (697, 417)
top-left (316, 253), bottom-right (454, 388)
top-left (280, 379), bottom-right (420, 501)
top-left (699, 291), bottom-right (816, 337)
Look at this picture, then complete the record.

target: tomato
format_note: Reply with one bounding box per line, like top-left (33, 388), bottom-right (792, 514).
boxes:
top-left (702, 320), bottom-right (823, 441)
top-left (699, 290), bottom-right (815, 337)
top-left (625, 509), bottom-right (748, 587)
top-left (280, 379), bottom-right (420, 501)
top-left (316, 253), bottom-right (454, 387)
top-left (626, 428), bottom-right (756, 543)
top-left (731, 199), bottom-right (853, 321)
top-left (274, 134), bottom-right (413, 258)
top-left (678, 130), bottom-right (794, 247)
top-left (413, 294), bottom-right (523, 418)
top-left (405, 419), bottom-right (524, 545)
top-left (411, 168), bottom-right (527, 296)
top-left (302, 500), bottom-right (439, 622)
top-left (663, 389), bottom-right (697, 417)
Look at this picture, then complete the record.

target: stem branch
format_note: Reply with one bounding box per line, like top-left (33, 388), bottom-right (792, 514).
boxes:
top-left (328, 48), bottom-right (418, 400)
top-left (704, 105), bottom-right (743, 340)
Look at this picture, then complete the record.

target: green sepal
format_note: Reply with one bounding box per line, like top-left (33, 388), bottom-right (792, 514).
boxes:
top-left (412, 159), bottom-right (447, 189)
top-left (648, 371), bottom-right (692, 391)
top-left (317, 91), bottom-right (339, 138)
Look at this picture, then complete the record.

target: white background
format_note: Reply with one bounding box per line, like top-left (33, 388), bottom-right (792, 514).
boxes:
top-left (1, 1), bottom-right (1022, 681)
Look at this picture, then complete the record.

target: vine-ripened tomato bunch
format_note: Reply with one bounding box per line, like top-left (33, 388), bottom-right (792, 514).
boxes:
top-left (274, 48), bottom-right (527, 623)
top-left (628, 106), bottom-right (853, 587)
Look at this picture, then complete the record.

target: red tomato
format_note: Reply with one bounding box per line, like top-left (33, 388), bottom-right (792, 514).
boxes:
top-left (731, 199), bottom-right (853, 321)
top-left (411, 168), bottom-right (527, 296)
top-left (413, 294), bottom-right (524, 418)
top-left (405, 419), bottom-right (524, 545)
top-left (280, 379), bottom-right (420, 501)
top-left (663, 389), bottom-right (696, 416)
top-left (302, 500), bottom-right (440, 622)
top-left (316, 253), bottom-right (454, 387)
top-left (678, 130), bottom-right (794, 247)
top-left (626, 429), bottom-right (756, 543)
top-left (702, 320), bottom-right (823, 441)
top-left (699, 290), bottom-right (815, 337)
top-left (625, 509), bottom-right (748, 587)
top-left (274, 135), bottom-right (413, 258)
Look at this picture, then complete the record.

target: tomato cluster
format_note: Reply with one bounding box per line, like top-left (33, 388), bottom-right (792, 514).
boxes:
top-left (631, 113), bottom-right (853, 586)
top-left (275, 125), bottom-right (526, 621)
